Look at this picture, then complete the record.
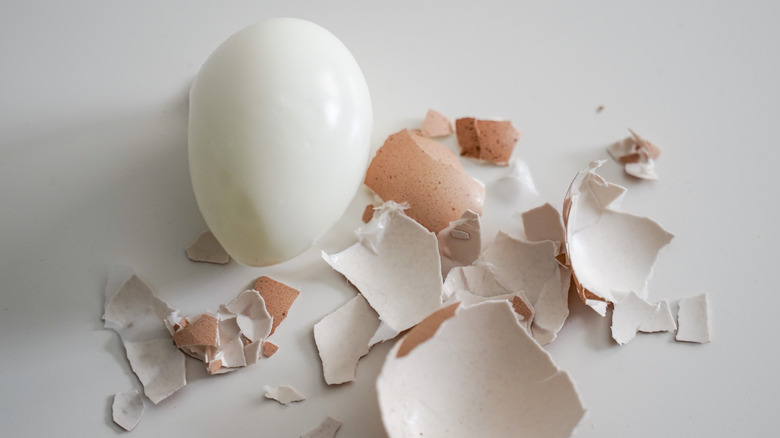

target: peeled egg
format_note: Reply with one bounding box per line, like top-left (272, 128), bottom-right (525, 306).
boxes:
top-left (188, 18), bottom-right (372, 266)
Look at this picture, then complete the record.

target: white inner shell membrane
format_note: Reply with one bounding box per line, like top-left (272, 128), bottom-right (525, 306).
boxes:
top-left (377, 301), bottom-right (584, 438)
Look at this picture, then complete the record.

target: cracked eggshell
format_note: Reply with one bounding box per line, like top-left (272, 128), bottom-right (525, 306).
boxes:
top-left (189, 18), bottom-right (372, 266)
top-left (563, 161), bottom-right (673, 314)
top-left (377, 301), bottom-right (585, 438)
top-left (364, 129), bottom-right (485, 233)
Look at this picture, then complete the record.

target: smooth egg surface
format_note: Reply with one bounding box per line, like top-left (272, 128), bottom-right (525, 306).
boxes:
top-left (188, 18), bottom-right (372, 266)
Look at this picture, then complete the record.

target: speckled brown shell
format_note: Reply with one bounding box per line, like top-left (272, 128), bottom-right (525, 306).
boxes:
top-left (254, 276), bottom-right (300, 336)
top-left (455, 118), bottom-right (521, 165)
top-left (172, 314), bottom-right (219, 347)
top-left (364, 129), bottom-right (485, 233)
top-left (421, 109), bottom-right (453, 138)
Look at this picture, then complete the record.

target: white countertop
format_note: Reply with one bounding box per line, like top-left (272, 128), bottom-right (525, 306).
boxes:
top-left (1, 1), bottom-right (778, 436)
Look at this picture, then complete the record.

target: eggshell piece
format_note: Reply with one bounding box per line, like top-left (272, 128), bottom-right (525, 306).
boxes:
top-left (264, 385), bottom-right (306, 405)
top-left (185, 231), bottom-right (230, 264)
top-left (396, 302), bottom-right (459, 358)
top-left (437, 209), bottom-right (481, 279)
top-left (364, 129), bottom-right (485, 233)
top-left (302, 416), bottom-right (342, 438)
top-left (112, 390), bottom-right (145, 431)
top-left (455, 118), bottom-right (521, 165)
top-left (253, 276), bottom-right (300, 335)
top-left (361, 204), bottom-right (376, 223)
top-left (261, 341), bottom-right (280, 358)
top-left (188, 18), bottom-right (373, 266)
top-left (420, 109), bottom-right (453, 138)
top-left (172, 314), bottom-right (219, 348)
top-left (377, 301), bottom-right (585, 438)
top-left (676, 293), bottom-right (711, 343)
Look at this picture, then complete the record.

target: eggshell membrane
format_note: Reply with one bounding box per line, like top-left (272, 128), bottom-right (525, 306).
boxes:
top-left (364, 129), bottom-right (485, 233)
top-left (188, 18), bottom-right (372, 266)
top-left (185, 231), bottom-right (230, 264)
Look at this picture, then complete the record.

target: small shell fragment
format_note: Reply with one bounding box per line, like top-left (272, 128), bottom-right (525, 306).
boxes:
top-left (676, 293), bottom-right (711, 343)
top-left (185, 230), bottom-right (230, 264)
top-left (361, 204), bottom-right (376, 223)
top-left (112, 390), bottom-right (145, 431)
top-left (364, 129), bottom-right (485, 233)
top-left (610, 291), bottom-right (660, 345)
top-left (262, 341), bottom-right (280, 358)
top-left (607, 129), bottom-right (662, 180)
top-left (301, 416), bottom-right (342, 438)
top-left (254, 276), bottom-right (300, 335)
top-left (264, 385), bottom-right (306, 405)
top-left (638, 300), bottom-right (677, 333)
top-left (420, 109), bottom-right (453, 138)
top-left (437, 209), bottom-right (481, 278)
top-left (314, 294), bottom-right (381, 384)
top-left (455, 117), bottom-right (521, 166)
top-left (521, 203), bottom-right (565, 247)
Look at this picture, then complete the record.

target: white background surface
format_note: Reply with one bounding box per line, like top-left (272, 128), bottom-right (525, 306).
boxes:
top-left (1, 1), bottom-right (778, 437)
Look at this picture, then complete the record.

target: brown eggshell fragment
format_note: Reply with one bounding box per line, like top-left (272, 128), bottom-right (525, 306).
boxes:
top-left (421, 109), bottom-right (453, 138)
top-left (364, 129), bottom-right (485, 233)
top-left (262, 341), bottom-right (280, 358)
top-left (254, 276), bottom-right (300, 335)
top-left (455, 118), bottom-right (479, 158)
top-left (511, 295), bottom-right (534, 320)
top-left (361, 204), bottom-right (376, 223)
top-left (397, 302), bottom-right (460, 358)
top-left (455, 118), bottom-right (521, 166)
top-left (172, 314), bottom-right (219, 347)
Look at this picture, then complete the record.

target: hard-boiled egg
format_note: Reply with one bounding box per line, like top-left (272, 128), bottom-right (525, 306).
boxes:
top-left (188, 18), bottom-right (372, 266)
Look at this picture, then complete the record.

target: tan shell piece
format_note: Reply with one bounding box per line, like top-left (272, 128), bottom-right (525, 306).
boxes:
top-left (455, 118), bottom-right (521, 166)
top-left (511, 295), bottom-right (534, 320)
top-left (361, 204), bottom-right (375, 223)
top-left (421, 109), bottom-right (453, 138)
top-left (364, 129), bottom-right (485, 233)
top-left (254, 276), bottom-right (300, 335)
top-left (185, 231), bottom-right (230, 264)
top-left (172, 314), bottom-right (219, 347)
top-left (262, 341), bottom-right (280, 357)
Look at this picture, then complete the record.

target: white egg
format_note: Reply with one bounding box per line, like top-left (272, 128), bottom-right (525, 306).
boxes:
top-left (188, 18), bottom-right (372, 266)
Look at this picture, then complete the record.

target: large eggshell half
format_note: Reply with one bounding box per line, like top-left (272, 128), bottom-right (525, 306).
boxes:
top-left (377, 301), bottom-right (585, 438)
top-left (188, 18), bottom-right (372, 266)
